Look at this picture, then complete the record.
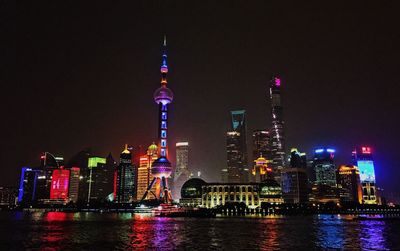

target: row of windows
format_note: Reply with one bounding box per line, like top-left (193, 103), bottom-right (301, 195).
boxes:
top-left (204, 194), bottom-right (259, 202)
top-left (203, 186), bottom-right (255, 193)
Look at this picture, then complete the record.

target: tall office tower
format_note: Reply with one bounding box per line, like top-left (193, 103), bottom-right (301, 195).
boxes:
top-left (136, 143), bottom-right (158, 200)
top-left (253, 130), bottom-right (270, 161)
top-left (173, 142), bottom-right (190, 200)
top-left (68, 167), bottom-right (80, 203)
top-left (86, 156), bottom-right (106, 203)
top-left (18, 167), bottom-right (39, 206)
top-left (269, 76), bottom-right (286, 183)
top-left (142, 37), bottom-right (174, 203)
top-left (115, 144), bottom-right (135, 203)
top-left (281, 148), bottom-right (308, 204)
top-left (313, 148), bottom-right (337, 187)
top-left (252, 155), bottom-right (273, 182)
top-left (36, 152), bottom-right (62, 202)
top-left (337, 165), bottom-right (362, 204)
top-left (50, 167), bottom-right (70, 202)
top-left (225, 110), bottom-right (248, 183)
top-left (352, 146), bottom-right (377, 204)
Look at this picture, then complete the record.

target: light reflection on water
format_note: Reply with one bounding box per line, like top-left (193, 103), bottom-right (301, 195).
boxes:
top-left (0, 212), bottom-right (399, 250)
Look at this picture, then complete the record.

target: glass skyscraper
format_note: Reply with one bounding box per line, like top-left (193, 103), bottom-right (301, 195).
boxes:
top-left (225, 110), bottom-right (248, 183)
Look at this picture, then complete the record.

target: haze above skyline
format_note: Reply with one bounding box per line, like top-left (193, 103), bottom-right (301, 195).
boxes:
top-left (3, 2), bottom-right (399, 195)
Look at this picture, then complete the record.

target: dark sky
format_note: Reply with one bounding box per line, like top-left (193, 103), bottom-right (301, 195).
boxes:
top-left (3, 1), bottom-right (399, 195)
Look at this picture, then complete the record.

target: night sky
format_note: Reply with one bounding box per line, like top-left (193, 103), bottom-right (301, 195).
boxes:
top-left (4, 2), bottom-right (399, 196)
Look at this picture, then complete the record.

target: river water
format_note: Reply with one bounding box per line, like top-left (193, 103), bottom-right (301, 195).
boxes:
top-left (0, 212), bottom-right (399, 250)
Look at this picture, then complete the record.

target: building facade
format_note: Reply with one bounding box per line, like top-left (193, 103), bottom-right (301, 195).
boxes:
top-left (337, 165), bottom-right (362, 204)
top-left (281, 149), bottom-right (309, 204)
top-left (136, 143), bottom-right (158, 201)
top-left (173, 142), bottom-right (191, 200)
top-left (180, 178), bottom-right (283, 208)
top-left (352, 146), bottom-right (377, 204)
top-left (313, 148), bottom-right (337, 187)
top-left (114, 145), bottom-right (135, 203)
top-left (252, 130), bottom-right (270, 161)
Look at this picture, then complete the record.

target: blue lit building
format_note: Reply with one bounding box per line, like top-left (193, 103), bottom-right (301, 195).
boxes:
top-left (18, 167), bottom-right (39, 206)
top-left (352, 146), bottom-right (377, 204)
top-left (313, 148), bottom-right (337, 187)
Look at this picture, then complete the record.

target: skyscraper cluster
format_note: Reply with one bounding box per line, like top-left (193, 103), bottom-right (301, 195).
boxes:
top-left (219, 76), bottom-right (380, 206)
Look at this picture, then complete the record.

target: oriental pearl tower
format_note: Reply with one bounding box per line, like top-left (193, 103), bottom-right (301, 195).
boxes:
top-left (143, 36), bottom-right (174, 203)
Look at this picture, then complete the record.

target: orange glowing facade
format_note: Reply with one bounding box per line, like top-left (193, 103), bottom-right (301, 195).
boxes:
top-left (337, 165), bottom-right (362, 204)
top-left (252, 155), bottom-right (272, 182)
top-left (136, 143), bottom-right (158, 200)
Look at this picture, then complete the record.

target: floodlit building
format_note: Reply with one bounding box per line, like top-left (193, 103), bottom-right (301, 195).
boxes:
top-left (180, 178), bottom-right (283, 208)
top-left (136, 143), bottom-right (158, 201)
top-left (173, 142), bottom-right (191, 200)
top-left (337, 165), bottom-right (362, 204)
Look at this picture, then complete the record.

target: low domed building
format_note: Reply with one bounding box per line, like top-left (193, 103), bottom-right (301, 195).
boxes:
top-left (180, 178), bottom-right (206, 207)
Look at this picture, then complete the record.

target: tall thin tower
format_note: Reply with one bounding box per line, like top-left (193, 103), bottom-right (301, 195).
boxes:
top-left (269, 76), bottom-right (285, 183)
top-left (141, 36), bottom-right (174, 204)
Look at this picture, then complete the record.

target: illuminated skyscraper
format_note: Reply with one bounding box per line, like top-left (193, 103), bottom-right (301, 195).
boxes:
top-left (36, 152), bottom-right (63, 203)
top-left (313, 148), bottom-right (337, 187)
top-left (136, 143), bottom-right (158, 200)
top-left (269, 76), bottom-right (285, 183)
top-left (142, 36), bottom-right (174, 203)
top-left (337, 165), bottom-right (362, 204)
top-left (115, 144), bottom-right (135, 203)
top-left (253, 130), bottom-right (270, 161)
top-left (352, 146), bottom-right (377, 204)
top-left (18, 167), bottom-right (39, 206)
top-left (225, 110), bottom-right (248, 183)
top-left (68, 167), bottom-right (80, 203)
top-left (173, 142), bottom-right (190, 200)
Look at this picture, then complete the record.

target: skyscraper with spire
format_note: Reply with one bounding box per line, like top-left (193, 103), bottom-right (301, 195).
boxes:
top-left (141, 36), bottom-right (174, 203)
top-left (269, 76), bottom-right (286, 183)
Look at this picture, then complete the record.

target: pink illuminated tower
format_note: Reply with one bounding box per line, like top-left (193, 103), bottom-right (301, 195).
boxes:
top-left (141, 36), bottom-right (174, 203)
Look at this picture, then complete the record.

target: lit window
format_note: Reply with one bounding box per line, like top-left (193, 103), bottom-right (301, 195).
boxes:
top-left (161, 121), bottom-right (167, 129)
top-left (161, 149), bottom-right (166, 156)
top-left (161, 139), bottom-right (167, 147)
top-left (162, 112), bottom-right (167, 120)
top-left (161, 130), bottom-right (167, 138)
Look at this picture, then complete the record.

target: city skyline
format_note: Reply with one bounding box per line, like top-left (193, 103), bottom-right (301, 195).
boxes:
top-left (5, 2), bottom-right (399, 197)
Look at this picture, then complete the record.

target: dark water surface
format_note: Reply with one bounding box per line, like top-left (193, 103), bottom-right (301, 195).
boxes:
top-left (0, 212), bottom-right (399, 250)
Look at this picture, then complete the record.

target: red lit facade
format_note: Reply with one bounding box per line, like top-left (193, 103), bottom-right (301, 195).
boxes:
top-left (50, 168), bottom-right (70, 200)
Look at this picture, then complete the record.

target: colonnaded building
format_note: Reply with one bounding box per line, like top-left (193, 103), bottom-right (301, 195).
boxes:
top-left (180, 178), bottom-right (283, 208)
